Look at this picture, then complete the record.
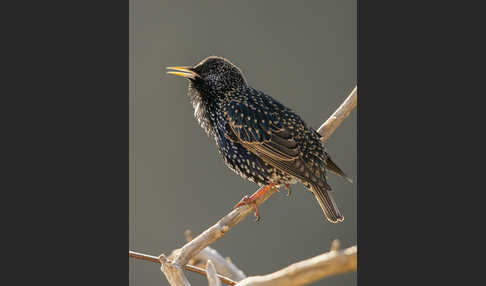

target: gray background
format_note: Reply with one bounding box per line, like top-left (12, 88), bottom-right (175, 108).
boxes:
top-left (130, 1), bottom-right (356, 286)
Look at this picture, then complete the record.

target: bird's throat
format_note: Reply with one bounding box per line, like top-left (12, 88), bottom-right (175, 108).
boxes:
top-left (188, 84), bottom-right (221, 137)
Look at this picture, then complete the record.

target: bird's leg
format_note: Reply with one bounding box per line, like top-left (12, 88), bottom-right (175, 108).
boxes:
top-left (234, 182), bottom-right (278, 222)
top-left (284, 184), bottom-right (292, 197)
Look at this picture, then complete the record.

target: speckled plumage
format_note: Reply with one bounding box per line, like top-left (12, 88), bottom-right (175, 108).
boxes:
top-left (169, 56), bottom-right (350, 223)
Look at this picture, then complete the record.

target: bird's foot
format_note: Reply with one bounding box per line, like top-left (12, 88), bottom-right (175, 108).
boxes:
top-left (234, 195), bottom-right (261, 221)
top-left (234, 182), bottom-right (277, 222)
top-left (284, 184), bottom-right (292, 197)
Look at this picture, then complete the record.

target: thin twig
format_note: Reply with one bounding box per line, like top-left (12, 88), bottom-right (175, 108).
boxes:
top-left (329, 239), bottom-right (341, 252)
top-left (129, 251), bottom-right (237, 286)
top-left (206, 260), bottom-right (222, 286)
top-left (184, 230), bottom-right (247, 281)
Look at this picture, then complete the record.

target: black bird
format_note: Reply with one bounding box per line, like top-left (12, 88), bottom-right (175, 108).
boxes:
top-left (167, 56), bottom-right (352, 223)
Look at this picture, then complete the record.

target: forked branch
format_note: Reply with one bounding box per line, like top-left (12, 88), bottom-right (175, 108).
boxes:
top-left (129, 251), bottom-right (237, 286)
top-left (184, 230), bottom-right (247, 281)
top-left (131, 241), bottom-right (357, 286)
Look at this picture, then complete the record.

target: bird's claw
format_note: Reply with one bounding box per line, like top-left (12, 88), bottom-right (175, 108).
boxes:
top-left (234, 195), bottom-right (250, 208)
top-left (284, 184), bottom-right (292, 197)
top-left (233, 183), bottom-right (277, 223)
top-left (254, 214), bottom-right (261, 222)
top-left (234, 195), bottom-right (261, 222)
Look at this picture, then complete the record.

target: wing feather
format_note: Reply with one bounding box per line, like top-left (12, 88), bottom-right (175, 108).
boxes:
top-left (224, 99), bottom-right (299, 162)
top-left (223, 93), bottom-right (326, 185)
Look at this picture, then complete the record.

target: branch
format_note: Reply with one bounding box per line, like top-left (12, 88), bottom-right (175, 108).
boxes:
top-left (129, 251), bottom-right (237, 286)
top-left (329, 238), bottom-right (340, 252)
top-left (317, 86), bottom-right (357, 142)
top-left (130, 241), bottom-right (356, 286)
top-left (189, 248), bottom-right (246, 282)
top-left (184, 230), bottom-right (247, 282)
top-left (235, 245), bottom-right (357, 286)
top-left (206, 260), bottom-right (222, 286)
top-left (160, 254), bottom-right (191, 286)
top-left (170, 186), bottom-right (279, 268)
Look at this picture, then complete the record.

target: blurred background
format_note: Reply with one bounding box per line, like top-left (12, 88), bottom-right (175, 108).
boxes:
top-left (130, 1), bottom-right (356, 286)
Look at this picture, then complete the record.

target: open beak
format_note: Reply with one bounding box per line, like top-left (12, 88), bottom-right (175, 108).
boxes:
top-left (166, 66), bottom-right (199, 79)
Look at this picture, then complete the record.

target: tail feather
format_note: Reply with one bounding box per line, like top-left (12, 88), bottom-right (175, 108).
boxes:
top-left (310, 183), bottom-right (344, 223)
top-left (325, 156), bottom-right (353, 184)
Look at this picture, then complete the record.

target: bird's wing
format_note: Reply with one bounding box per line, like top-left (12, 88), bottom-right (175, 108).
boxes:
top-left (224, 95), bottom-right (341, 223)
top-left (223, 99), bottom-right (300, 163)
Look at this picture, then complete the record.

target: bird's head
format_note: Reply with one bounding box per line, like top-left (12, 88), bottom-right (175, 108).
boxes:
top-left (167, 56), bottom-right (246, 97)
top-left (167, 56), bottom-right (246, 136)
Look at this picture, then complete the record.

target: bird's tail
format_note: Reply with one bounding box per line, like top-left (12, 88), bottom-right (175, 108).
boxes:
top-left (325, 155), bottom-right (353, 184)
top-left (310, 183), bottom-right (344, 223)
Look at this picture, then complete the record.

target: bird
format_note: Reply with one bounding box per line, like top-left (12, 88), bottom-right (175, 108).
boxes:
top-left (167, 56), bottom-right (352, 223)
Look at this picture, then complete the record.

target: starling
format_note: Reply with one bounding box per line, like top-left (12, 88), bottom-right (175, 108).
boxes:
top-left (167, 56), bottom-right (352, 223)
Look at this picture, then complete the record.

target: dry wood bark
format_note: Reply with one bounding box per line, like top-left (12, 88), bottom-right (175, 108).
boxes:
top-left (235, 245), bottom-right (357, 286)
top-left (184, 230), bottom-right (247, 282)
top-left (206, 260), bottom-right (222, 286)
top-left (130, 242), bottom-right (357, 286)
top-left (129, 251), bottom-right (237, 286)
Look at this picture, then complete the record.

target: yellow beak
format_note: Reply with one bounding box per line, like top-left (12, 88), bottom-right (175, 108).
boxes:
top-left (166, 66), bottom-right (199, 79)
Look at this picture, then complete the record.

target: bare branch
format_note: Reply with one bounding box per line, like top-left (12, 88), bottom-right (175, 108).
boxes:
top-left (171, 186), bottom-right (279, 267)
top-left (206, 260), bottom-right (222, 286)
top-left (129, 251), bottom-right (237, 286)
top-left (160, 254), bottom-right (191, 286)
top-left (317, 86), bottom-right (357, 142)
top-left (185, 230), bottom-right (247, 281)
top-left (188, 247), bottom-right (247, 281)
top-left (235, 245), bottom-right (357, 286)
